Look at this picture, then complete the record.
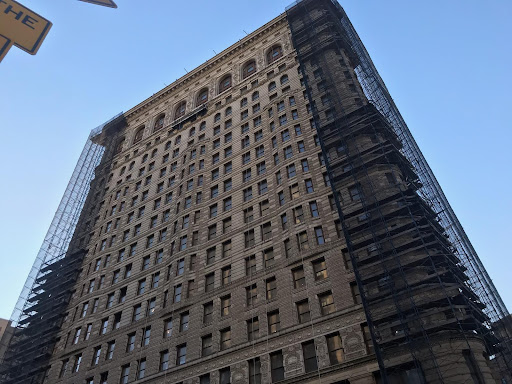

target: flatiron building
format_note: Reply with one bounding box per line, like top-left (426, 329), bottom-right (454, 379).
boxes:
top-left (1, 1), bottom-right (510, 383)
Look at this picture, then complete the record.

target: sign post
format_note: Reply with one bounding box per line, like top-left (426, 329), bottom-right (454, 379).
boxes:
top-left (0, 34), bottom-right (12, 61)
top-left (0, 0), bottom-right (52, 62)
top-left (78, 0), bottom-right (117, 8)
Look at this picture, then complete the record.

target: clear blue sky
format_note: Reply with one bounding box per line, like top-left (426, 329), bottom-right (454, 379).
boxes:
top-left (1, 0), bottom-right (510, 320)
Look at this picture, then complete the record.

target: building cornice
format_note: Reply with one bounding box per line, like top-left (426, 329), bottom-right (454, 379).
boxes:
top-left (124, 13), bottom-right (288, 121)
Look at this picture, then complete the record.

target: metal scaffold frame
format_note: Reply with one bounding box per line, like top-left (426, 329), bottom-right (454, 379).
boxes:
top-left (337, 9), bottom-right (509, 327)
top-left (0, 113), bottom-right (122, 382)
top-left (286, 0), bottom-right (511, 382)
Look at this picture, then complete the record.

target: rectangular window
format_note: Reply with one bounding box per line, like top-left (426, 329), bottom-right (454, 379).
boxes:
top-left (120, 365), bottom-right (130, 384)
top-left (249, 358), bottom-right (262, 384)
top-left (263, 248), bottom-right (274, 267)
top-left (224, 178), bottom-right (232, 191)
top-left (305, 179), bottom-right (314, 193)
top-left (245, 229), bottom-right (255, 248)
top-left (220, 328), bottom-right (231, 350)
top-left (174, 284), bottom-right (182, 303)
top-left (245, 255), bottom-right (256, 275)
top-left (284, 145), bottom-right (293, 159)
top-left (292, 266), bottom-right (306, 288)
top-left (297, 299), bottom-right (311, 323)
top-left (222, 240), bottom-right (232, 258)
top-left (205, 273), bottom-right (215, 292)
top-left (206, 247), bottom-right (216, 265)
top-left (287, 164), bottom-right (296, 178)
top-left (132, 304), bottom-right (142, 322)
top-left (187, 279), bottom-right (195, 298)
top-left (259, 199), bottom-right (269, 217)
top-left (243, 187), bottom-right (253, 202)
top-left (247, 317), bottom-right (259, 341)
top-left (221, 295), bottom-right (231, 316)
top-left (208, 224), bottom-right (217, 240)
top-left (246, 284), bottom-right (257, 306)
top-left (176, 344), bottom-right (187, 365)
top-left (243, 168), bottom-right (252, 182)
top-left (255, 145), bottom-right (264, 158)
top-left (142, 326), bottom-right (151, 346)
top-left (202, 334), bottom-right (213, 356)
top-left (270, 351), bottom-right (285, 382)
top-left (258, 180), bottom-right (268, 195)
top-left (220, 367), bottom-right (231, 384)
top-left (222, 266), bottom-right (231, 286)
top-left (326, 333), bottom-right (344, 365)
top-left (164, 318), bottom-right (173, 337)
top-left (309, 201), bottom-right (319, 218)
top-left (313, 258), bottom-right (328, 280)
top-left (256, 161), bottom-right (266, 175)
top-left (266, 277), bottom-right (277, 300)
top-left (180, 312), bottom-right (189, 332)
top-left (267, 310), bottom-right (280, 334)
top-left (92, 346), bottom-right (101, 365)
top-left (297, 230), bottom-right (309, 251)
top-left (319, 291), bottom-right (335, 315)
top-left (176, 258), bottom-right (185, 275)
top-left (283, 239), bottom-right (291, 258)
top-left (349, 184), bottom-right (363, 201)
top-left (203, 302), bottom-right (213, 324)
top-left (223, 197), bottom-right (232, 211)
top-left (302, 340), bottom-right (318, 373)
top-left (138, 279), bottom-right (146, 295)
top-left (126, 332), bottom-right (136, 352)
top-left (244, 207), bottom-right (254, 223)
top-left (278, 191), bottom-right (285, 206)
top-left (314, 226), bottom-right (325, 244)
top-left (293, 205), bottom-right (304, 224)
top-left (160, 349), bottom-right (170, 371)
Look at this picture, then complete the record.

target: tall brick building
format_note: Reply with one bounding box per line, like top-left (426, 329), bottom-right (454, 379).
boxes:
top-left (1, 1), bottom-right (510, 383)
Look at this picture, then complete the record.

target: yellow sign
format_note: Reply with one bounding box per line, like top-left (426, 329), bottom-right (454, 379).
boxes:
top-left (79, 0), bottom-right (117, 8)
top-left (0, 0), bottom-right (52, 61)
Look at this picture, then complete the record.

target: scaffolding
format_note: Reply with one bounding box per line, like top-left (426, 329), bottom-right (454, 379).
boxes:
top-left (0, 113), bottom-right (123, 384)
top-left (286, 0), bottom-right (511, 382)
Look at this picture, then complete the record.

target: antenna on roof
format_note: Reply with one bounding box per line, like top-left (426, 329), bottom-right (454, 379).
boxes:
top-left (184, 68), bottom-right (188, 73)
top-left (243, 30), bottom-right (248, 35)
top-left (213, 49), bottom-right (217, 55)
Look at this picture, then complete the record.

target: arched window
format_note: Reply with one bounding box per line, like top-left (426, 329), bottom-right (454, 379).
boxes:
top-left (189, 127), bottom-right (196, 138)
top-left (225, 107), bottom-right (232, 117)
top-left (267, 45), bottom-right (283, 64)
top-left (151, 148), bottom-right (158, 158)
top-left (116, 138), bottom-right (125, 154)
top-left (252, 91), bottom-right (259, 101)
top-left (175, 101), bottom-right (186, 119)
top-left (268, 82), bottom-right (276, 92)
top-left (133, 127), bottom-right (144, 144)
top-left (219, 74), bottom-right (232, 93)
top-left (242, 60), bottom-right (256, 79)
top-left (174, 135), bottom-right (181, 145)
top-left (199, 122), bottom-right (206, 131)
top-left (280, 75), bottom-right (289, 85)
top-left (197, 88), bottom-right (208, 106)
top-left (214, 113), bottom-right (221, 122)
top-left (154, 114), bottom-right (165, 132)
top-left (240, 98), bottom-right (248, 107)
